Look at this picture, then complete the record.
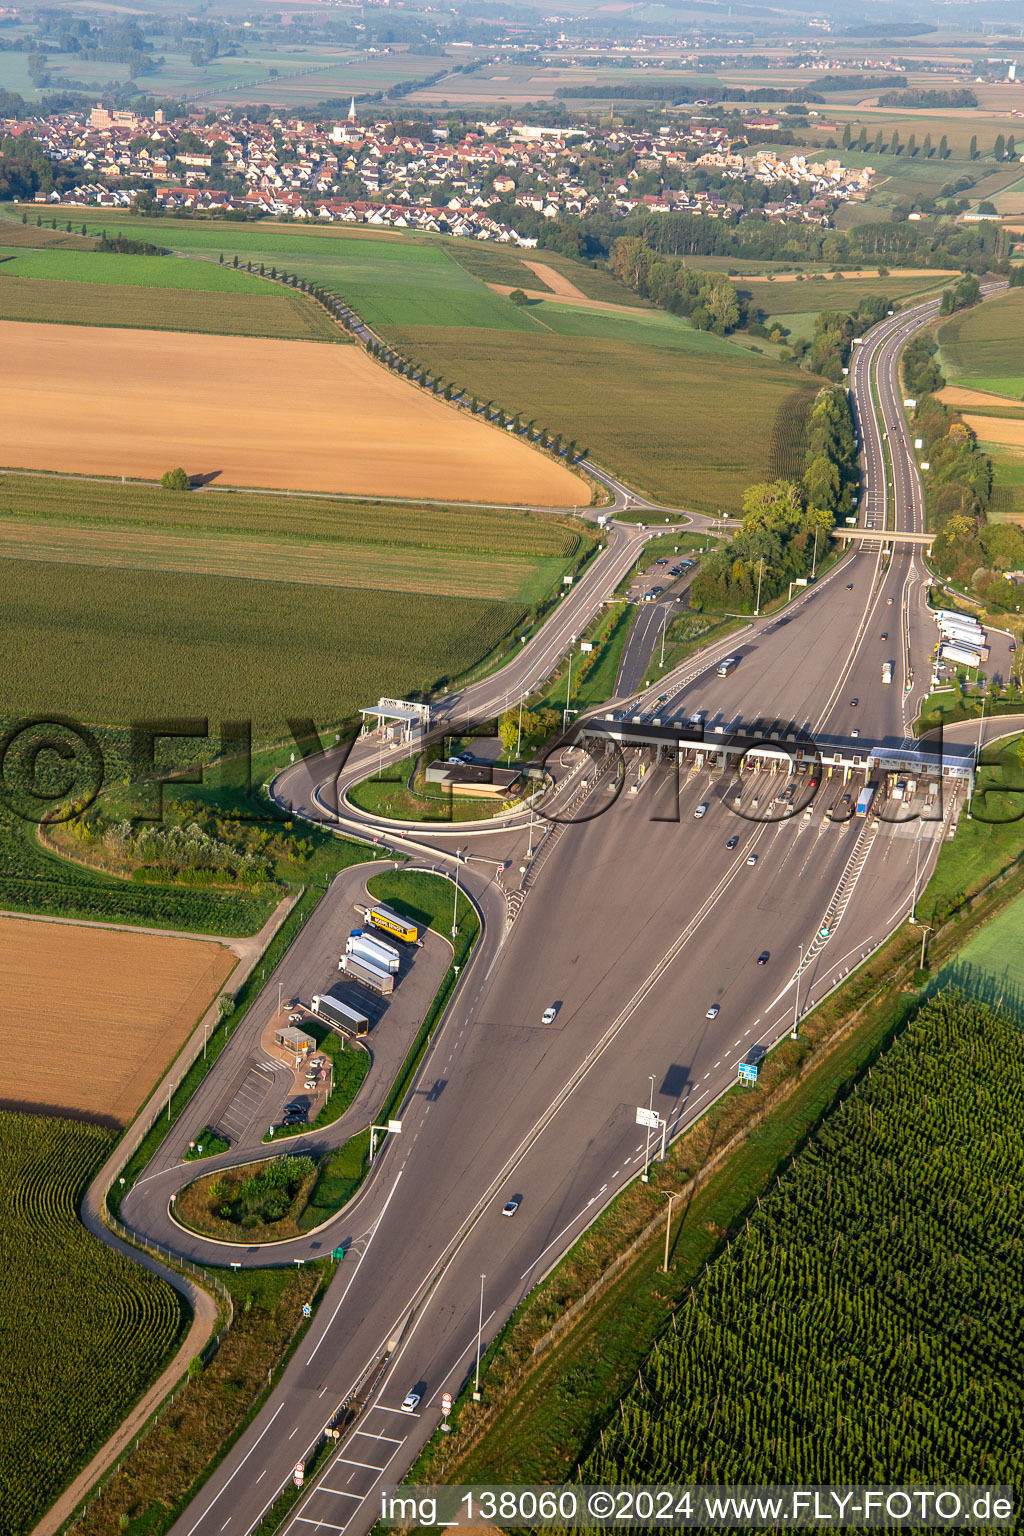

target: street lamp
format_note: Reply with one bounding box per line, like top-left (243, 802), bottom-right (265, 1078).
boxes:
top-left (791, 943), bottom-right (804, 1040)
top-left (369, 1119), bottom-right (402, 1162)
top-left (641, 1074), bottom-right (656, 1183)
top-left (755, 557), bottom-right (766, 618)
top-left (472, 1274), bottom-right (486, 1400)
top-left (451, 857), bottom-right (460, 938)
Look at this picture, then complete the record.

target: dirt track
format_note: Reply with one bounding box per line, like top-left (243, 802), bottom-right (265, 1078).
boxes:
top-left (0, 916), bottom-right (234, 1125)
top-left (523, 259), bottom-right (587, 299)
top-left (0, 321), bottom-right (583, 505)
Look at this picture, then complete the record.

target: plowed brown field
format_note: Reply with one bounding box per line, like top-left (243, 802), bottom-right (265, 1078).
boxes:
top-left (0, 321), bottom-right (583, 505)
top-left (0, 916), bottom-right (235, 1125)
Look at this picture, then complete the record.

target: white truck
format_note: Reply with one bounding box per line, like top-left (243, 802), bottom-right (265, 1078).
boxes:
top-left (881, 661), bottom-right (894, 684)
top-left (338, 954), bottom-right (394, 997)
top-left (346, 929), bottom-right (400, 974)
top-left (939, 641), bottom-right (987, 668)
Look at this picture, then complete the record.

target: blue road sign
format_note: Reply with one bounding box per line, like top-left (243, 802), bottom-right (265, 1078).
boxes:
top-left (302, 1303), bottom-right (312, 1318)
top-left (738, 1062), bottom-right (758, 1083)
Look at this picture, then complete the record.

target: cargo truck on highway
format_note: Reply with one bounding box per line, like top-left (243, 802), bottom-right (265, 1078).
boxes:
top-left (311, 994), bottom-right (369, 1038)
top-left (881, 661), bottom-right (894, 684)
top-left (716, 655), bottom-right (740, 677)
top-left (339, 953), bottom-right (394, 996)
top-left (365, 904), bottom-right (421, 946)
top-left (855, 782), bottom-right (878, 817)
top-left (347, 929), bottom-right (400, 974)
top-left (939, 641), bottom-right (988, 667)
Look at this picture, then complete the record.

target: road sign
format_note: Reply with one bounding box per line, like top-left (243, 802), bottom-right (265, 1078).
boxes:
top-left (302, 1303), bottom-right (312, 1318)
top-left (332, 1246), bottom-right (345, 1260)
top-left (635, 1106), bottom-right (660, 1130)
top-left (738, 1062), bottom-right (758, 1084)
top-left (293, 1461), bottom-right (304, 1488)
top-left (441, 1391), bottom-right (452, 1431)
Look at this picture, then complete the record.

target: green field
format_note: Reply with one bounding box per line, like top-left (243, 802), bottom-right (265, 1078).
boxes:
top-left (736, 272), bottom-right (946, 318)
top-left (938, 287), bottom-right (1024, 390)
top-left (526, 300), bottom-right (742, 354)
top-left (584, 990), bottom-right (1024, 1491)
top-left (0, 473), bottom-right (580, 556)
top-left (385, 326), bottom-right (819, 510)
top-left (936, 890), bottom-right (1024, 1007)
top-left (0, 1114), bottom-right (186, 1536)
top-left (916, 736), bottom-right (1024, 924)
top-left (0, 248), bottom-right (270, 291)
top-left (0, 557), bottom-right (526, 731)
top-left (0, 517), bottom-right (569, 604)
top-left (989, 452), bottom-right (1024, 522)
top-left (0, 274), bottom-right (341, 341)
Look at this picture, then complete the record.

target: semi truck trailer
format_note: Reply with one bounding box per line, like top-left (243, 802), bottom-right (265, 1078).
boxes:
top-left (310, 993), bottom-right (370, 1038)
top-left (339, 953), bottom-right (394, 996)
top-left (939, 641), bottom-right (988, 667)
top-left (346, 930), bottom-right (400, 974)
top-left (855, 782), bottom-right (878, 817)
top-left (365, 904), bottom-right (421, 946)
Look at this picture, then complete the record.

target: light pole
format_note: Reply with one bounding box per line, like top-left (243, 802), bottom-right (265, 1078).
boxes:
top-left (812, 525), bottom-right (819, 580)
top-left (755, 557), bottom-right (765, 618)
top-left (451, 858), bottom-right (460, 938)
top-left (278, 980), bottom-right (283, 1017)
top-left (660, 610), bottom-right (668, 668)
top-left (911, 831), bottom-right (923, 922)
top-left (641, 1074), bottom-right (656, 1184)
top-left (662, 1190), bottom-right (678, 1274)
top-left (472, 1274), bottom-right (486, 1400)
top-left (516, 694), bottom-right (524, 759)
top-left (792, 943), bottom-right (804, 1039)
top-left (564, 650), bottom-right (573, 730)
top-left (918, 924), bottom-right (933, 969)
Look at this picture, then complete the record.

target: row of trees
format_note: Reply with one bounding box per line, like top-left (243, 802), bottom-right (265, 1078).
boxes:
top-left (938, 272), bottom-right (981, 316)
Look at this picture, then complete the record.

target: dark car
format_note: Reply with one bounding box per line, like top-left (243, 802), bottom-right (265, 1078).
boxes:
top-left (850, 698), bottom-right (859, 707)
top-left (881, 631), bottom-right (888, 640)
top-left (726, 836), bottom-right (739, 850)
top-left (285, 1100), bottom-right (307, 1114)
top-left (846, 583), bottom-right (854, 590)
top-left (757, 951), bottom-right (770, 966)
top-left (282, 1113), bottom-right (306, 1126)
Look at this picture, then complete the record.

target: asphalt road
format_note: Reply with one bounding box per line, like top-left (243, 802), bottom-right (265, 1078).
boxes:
top-left (140, 287), bottom-right (1002, 1536)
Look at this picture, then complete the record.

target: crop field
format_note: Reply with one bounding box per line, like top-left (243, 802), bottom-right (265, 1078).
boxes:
top-left (26, 209), bottom-right (637, 324)
top-left (584, 991), bottom-right (1024, 1491)
top-left (0, 558), bottom-right (527, 731)
top-left (526, 301), bottom-right (755, 354)
top-left (736, 273), bottom-right (945, 318)
top-left (0, 275), bottom-right (341, 343)
top-left (988, 452), bottom-right (1024, 523)
top-left (938, 288), bottom-right (1024, 398)
top-left (0, 1113), bottom-right (185, 1536)
top-left (936, 892), bottom-right (1024, 1007)
top-left (0, 916), bottom-right (235, 1124)
top-left (0, 517), bottom-right (569, 603)
top-left (1, 321), bottom-right (582, 504)
top-left (0, 249), bottom-right (271, 291)
top-left (385, 326), bottom-right (819, 510)
top-left (0, 473), bottom-right (581, 556)
top-left (0, 219), bottom-right (99, 249)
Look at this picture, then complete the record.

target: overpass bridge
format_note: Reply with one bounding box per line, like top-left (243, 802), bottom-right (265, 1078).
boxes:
top-left (834, 527), bottom-right (934, 546)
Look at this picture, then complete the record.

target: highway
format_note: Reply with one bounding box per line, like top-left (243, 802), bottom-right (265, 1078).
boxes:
top-left (112, 285), bottom-right (1005, 1536)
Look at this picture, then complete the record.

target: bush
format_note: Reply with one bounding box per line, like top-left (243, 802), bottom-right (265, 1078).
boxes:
top-left (160, 467), bottom-right (190, 491)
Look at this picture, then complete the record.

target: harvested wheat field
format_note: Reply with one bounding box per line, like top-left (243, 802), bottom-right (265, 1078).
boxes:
top-left (0, 320), bottom-right (583, 505)
top-left (0, 916), bottom-right (235, 1125)
top-left (963, 414), bottom-right (1024, 449)
top-left (523, 259), bottom-right (586, 299)
top-left (939, 385), bottom-right (1024, 409)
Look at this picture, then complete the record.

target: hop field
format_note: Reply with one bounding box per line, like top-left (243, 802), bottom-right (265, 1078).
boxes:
top-left (0, 1113), bottom-right (186, 1536)
top-left (583, 992), bottom-right (1024, 1494)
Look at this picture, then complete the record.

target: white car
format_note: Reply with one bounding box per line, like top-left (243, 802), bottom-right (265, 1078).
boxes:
top-left (502, 1194), bottom-right (523, 1217)
top-left (694, 802), bottom-right (709, 819)
top-left (541, 1006), bottom-right (558, 1025)
top-left (706, 1004), bottom-right (720, 1019)
top-left (400, 1391), bottom-right (421, 1414)
top-left (746, 854), bottom-right (758, 866)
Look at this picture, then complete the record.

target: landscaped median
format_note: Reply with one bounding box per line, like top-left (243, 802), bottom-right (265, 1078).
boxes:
top-left (402, 827), bottom-right (1024, 1493)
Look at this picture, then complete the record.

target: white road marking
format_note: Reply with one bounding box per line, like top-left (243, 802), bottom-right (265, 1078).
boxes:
top-left (305, 1173), bottom-right (403, 1366)
top-left (180, 1404), bottom-right (284, 1536)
